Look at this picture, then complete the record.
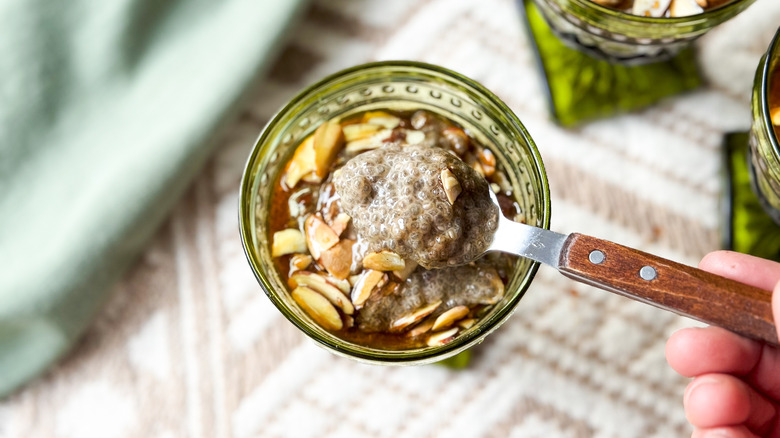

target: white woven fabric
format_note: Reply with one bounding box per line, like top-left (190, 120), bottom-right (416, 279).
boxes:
top-left (3, 0), bottom-right (780, 437)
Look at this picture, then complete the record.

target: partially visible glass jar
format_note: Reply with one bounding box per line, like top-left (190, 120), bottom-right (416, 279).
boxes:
top-left (532, 0), bottom-right (757, 64)
top-left (748, 27), bottom-right (780, 224)
top-left (238, 61), bottom-right (551, 364)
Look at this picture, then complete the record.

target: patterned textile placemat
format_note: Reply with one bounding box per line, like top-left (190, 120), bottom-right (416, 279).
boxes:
top-left (3, 0), bottom-right (780, 437)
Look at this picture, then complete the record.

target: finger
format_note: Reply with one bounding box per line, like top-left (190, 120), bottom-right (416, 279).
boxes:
top-left (746, 281), bottom-right (780, 401)
top-left (691, 425), bottom-right (759, 438)
top-left (699, 251), bottom-right (780, 291)
top-left (684, 374), bottom-right (777, 433)
top-left (666, 326), bottom-right (762, 377)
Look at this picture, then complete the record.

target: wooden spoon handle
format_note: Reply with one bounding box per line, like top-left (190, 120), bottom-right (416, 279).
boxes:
top-left (559, 233), bottom-right (778, 346)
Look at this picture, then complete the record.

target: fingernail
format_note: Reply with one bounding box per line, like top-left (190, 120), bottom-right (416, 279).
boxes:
top-left (684, 377), bottom-right (718, 407)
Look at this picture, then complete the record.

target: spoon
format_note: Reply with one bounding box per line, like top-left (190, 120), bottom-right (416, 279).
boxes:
top-left (486, 191), bottom-right (779, 346)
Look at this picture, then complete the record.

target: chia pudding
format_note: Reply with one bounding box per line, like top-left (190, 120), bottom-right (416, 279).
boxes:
top-left (333, 144), bottom-right (498, 269)
top-left (268, 109), bottom-right (522, 349)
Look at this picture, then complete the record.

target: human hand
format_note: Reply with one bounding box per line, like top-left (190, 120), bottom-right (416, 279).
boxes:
top-left (666, 250), bottom-right (780, 438)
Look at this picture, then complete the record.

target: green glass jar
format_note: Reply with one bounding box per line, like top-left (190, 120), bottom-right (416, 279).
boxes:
top-left (748, 28), bottom-right (780, 224)
top-left (238, 61), bottom-right (551, 364)
top-left (532, 0), bottom-right (757, 64)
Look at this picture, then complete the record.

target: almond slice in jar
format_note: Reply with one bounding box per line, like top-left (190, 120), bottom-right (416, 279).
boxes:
top-left (289, 271), bottom-right (354, 315)
top-left (392, 259), bottom-right (417, 281)
top-left (477, 147), bottom-right (496, 177)
top-left (319, 239), bottom-right (354, 280)
top-left (350, 269), bottom-right (387, 307)
top-left (344, 129), bottom-right (393, 153)
top-left (343, 123), bottom-right (381, 141)
top-left (391, 301), bottom-right (442, 332)
top-left (632, 0), bottom-right (672, 17)
top-left (427, 327), bottom-right (459, 347)
top-left (329, 213), bottom-right (351, 237)
top-left (458, 318), bottom-right (477, 330)
top-left (363, 251), bottom-right (405, 271)
top-left (284, 135), bottom-right (318, 189)
top-left (440, 168), bottom-right (462, 205)
top-left (407, 319), bottom-right (435, 337)
top-left (290, 254), bottom-right (313, 271)
top-left (441, 127), bottom-right (469, 156)
top-left (291, 286), bottom-right (343, 331)
top-left (669, 0), bottom-right (703, 16)
top-left (431, 306), bottom-right (470, 331)
top-left (362, 111), bottom-right (401, 129)
top-left (271, 229), bottom-right (307, 257)
top-left (313, 120), bottom-right (345, 178)
top-left (404, 130), bottom-right (425, 145)
top-left (770, 106), bottom-right (780, 126)
top-left (304, 215), bottom-right (339, 260)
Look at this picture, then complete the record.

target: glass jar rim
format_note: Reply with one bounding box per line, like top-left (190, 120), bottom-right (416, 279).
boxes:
top-left (238, 60), bottom-right (552, 363)
top-left (551, 0), bottom-right (758, 39)
top-left (569, 0), bottom-right (752, 23)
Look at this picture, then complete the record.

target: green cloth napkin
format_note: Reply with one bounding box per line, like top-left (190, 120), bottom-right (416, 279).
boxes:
top-left (0, 0), bottom-right (307, 398)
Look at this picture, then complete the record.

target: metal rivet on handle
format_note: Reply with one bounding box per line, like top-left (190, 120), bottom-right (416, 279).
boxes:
top-left (639, 266), bottom-right (657, 281)
top-left (589, 250), bottom-right (605, 264)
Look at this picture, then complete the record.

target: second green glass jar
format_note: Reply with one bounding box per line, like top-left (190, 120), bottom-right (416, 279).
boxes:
top-left (749, 27), bottom-right (780, 224)
top-left (532, 0), bottom-right (758, 64)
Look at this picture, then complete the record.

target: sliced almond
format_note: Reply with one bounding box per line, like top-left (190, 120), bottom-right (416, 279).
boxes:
top-left (301, 172), bottom-right (323, 184)
top-left (426, 327), bottom-right (459, 347)
top-left (319, 239), bottom-right (354, 280)
top-left (329, 213), bottom-right (351, 236)
top-left (441, 169), bottom-right (462, 205)
top-left (442, 127), bottom-right (469, 155)
top-left (350, 269), bottom-right (387, 307)
top-left (304, 215), bottom-right (339, 259)
top-left (289, 271), bottom-right (354, 315)
top-left (392, 259), bottom-right (417, 281)
top-left (478, 147), bottom-right (496, 177)
top-left (391, 301), bottom-right (442, 332)
top-left (492, 170), bottom-right (512, 194)
top-left (405, 130), bottom-right (425, 145)
top-left (432, 306), bottom-right (470, 331)
top-left (313, 121), bottom-right (345, 178)
top-left (363, 111), bottom-right (401, 129)
top-left (343, 123), bottom-right (381, 141)
top-left (324, 275), bottom-right (351, 295)
top-left (695, 0), bottom-right (708, 6)
top-left (363, 251), bottom-right (405, 271)
top-left (407, 319), bottom-right (435, 337)
top-left (345, 129), bottom-right (393, 153)
top-left (284, 135), bottom-right (317, 189)
top-left (271, 229), bottom-right (307, 257)
top-left (632, 0), bottom-right (672, 17)
top-left (669, 0), bottom-right (703, 16)
top-left (291, 286), bottom-right (343, 331)
top-left (770, 106), bottom-right (780, 126)
top-left (458, 318), bottom-right (477, 330)
top-left (290, 254), bottom-right (313, 271)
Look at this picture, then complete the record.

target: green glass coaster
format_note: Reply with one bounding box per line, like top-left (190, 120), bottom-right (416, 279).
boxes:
top-left (434, 348), bottom-right (472, 369)
top-left (722, 132), bottom-right (780, 261)
top-left (519, 0), bottom-right (702, 126)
